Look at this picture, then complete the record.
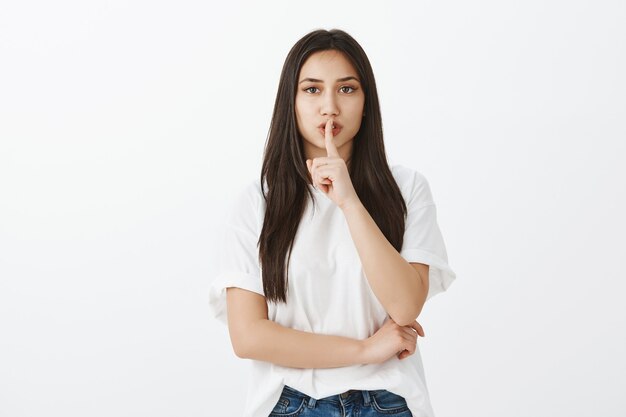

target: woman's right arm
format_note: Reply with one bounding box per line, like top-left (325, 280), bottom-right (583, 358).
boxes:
top-left (226, 287), bottom-right (423, 368)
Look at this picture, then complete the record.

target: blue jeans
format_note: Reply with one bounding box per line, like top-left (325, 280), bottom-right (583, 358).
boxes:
top-left (268, 384), bottom-right (413, 416)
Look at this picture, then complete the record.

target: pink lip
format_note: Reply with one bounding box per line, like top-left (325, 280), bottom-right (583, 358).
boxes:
top-left (318, 120), bottom-right (342, 136)
top-left (318, 121), bottom-right (343, 129)
top-left (319, 127), bottom-right (342, 136)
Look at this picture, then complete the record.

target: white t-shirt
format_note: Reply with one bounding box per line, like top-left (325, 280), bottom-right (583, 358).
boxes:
top-left (208, 164), bottom-right (456, 417)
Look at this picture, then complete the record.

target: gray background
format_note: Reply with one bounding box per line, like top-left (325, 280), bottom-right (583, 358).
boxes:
top-left (1, 0), bottom-right (624, 416)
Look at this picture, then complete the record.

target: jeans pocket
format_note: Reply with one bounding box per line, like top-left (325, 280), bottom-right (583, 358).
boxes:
top-left (370, 390), bottom-right (410, 414)
top-left (269, 387), bottom-right (307, 416)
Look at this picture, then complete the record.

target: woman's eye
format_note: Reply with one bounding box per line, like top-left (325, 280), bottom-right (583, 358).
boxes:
top-left (303, 86), bottom-right (357, 94)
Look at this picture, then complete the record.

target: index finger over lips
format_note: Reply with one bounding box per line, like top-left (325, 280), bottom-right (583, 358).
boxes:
top-left (325, 119), bottom-right (340, 158)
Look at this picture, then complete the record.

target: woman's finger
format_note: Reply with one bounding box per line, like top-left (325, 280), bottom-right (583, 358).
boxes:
top-left (325, 119), bottom-right (340, 158)
top-left (398, 350), bottom-right (412, 360)
top-left (407, 320), bottom-right (425, 337)
top-left (311, 156), bottom-right (334, 167)
top-left (401, 337), bottom-right (416, 355)
top-left (401, 326), bottom-right (419, 339)
top-left (315, 167), bottom-right (336, 183)
top-left (399, 327), bottom-right (417, 347)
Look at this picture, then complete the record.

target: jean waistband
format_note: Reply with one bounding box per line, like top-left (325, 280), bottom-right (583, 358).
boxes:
top-left (282, 384), bottom-right (374, 405)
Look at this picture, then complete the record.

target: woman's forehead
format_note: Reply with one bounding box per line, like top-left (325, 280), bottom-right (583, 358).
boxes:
top-left (299, 50), bottom-right (359, 82)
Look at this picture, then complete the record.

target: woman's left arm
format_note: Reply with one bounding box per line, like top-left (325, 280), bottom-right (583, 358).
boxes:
top-left (307, 120), bottom-right (428, 326)
top-left (341, 199), bottom-right (429, 327)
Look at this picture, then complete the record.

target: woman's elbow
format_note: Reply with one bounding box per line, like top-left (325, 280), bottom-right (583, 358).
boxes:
top-left (228, 327), bottom-right (254, 359)
top-left (390, 303), bottom-right (424, 327)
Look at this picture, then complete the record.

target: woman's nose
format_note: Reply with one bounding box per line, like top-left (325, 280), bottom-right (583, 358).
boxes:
top-left (320, 92), bottom-right (339, 116)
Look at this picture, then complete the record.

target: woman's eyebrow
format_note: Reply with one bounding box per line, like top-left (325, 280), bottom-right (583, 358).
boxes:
top-left (298, 76), bottom-right (360, 84)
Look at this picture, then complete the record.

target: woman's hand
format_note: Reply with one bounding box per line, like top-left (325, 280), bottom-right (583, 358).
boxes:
top-left (361, 316), bottom-right (425, 364)
top-left (306, 119), bottom-right (360, 210)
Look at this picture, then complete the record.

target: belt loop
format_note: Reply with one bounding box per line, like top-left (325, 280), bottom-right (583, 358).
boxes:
top-left (362, 390), bottom-right (371, 405)
top-left (307, 396), bottom-right (317, 408)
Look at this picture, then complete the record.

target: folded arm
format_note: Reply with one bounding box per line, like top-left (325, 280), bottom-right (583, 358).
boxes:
top-left (226, 287), bottom-right (365, 368)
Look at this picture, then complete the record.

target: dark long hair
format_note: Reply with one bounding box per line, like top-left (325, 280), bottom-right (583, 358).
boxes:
top-left (259, 28), bottom-right (407, 303)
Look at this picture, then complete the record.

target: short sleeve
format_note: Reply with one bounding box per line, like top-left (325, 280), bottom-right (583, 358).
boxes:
top-left (398, 168), bottom-right (457, 301)
top-left (208, 182), bottom-right (265, 325)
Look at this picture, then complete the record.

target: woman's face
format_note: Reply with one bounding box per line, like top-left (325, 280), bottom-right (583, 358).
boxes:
top-left (295, 50), bottom-right (365, 163)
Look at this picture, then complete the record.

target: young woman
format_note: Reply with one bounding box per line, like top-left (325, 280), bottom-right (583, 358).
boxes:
top-left (208, 28), bottom-right (456, 417)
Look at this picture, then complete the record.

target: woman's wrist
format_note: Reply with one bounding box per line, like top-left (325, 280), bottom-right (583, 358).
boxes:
top-left (356, 337), bottom-right (372, 365)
